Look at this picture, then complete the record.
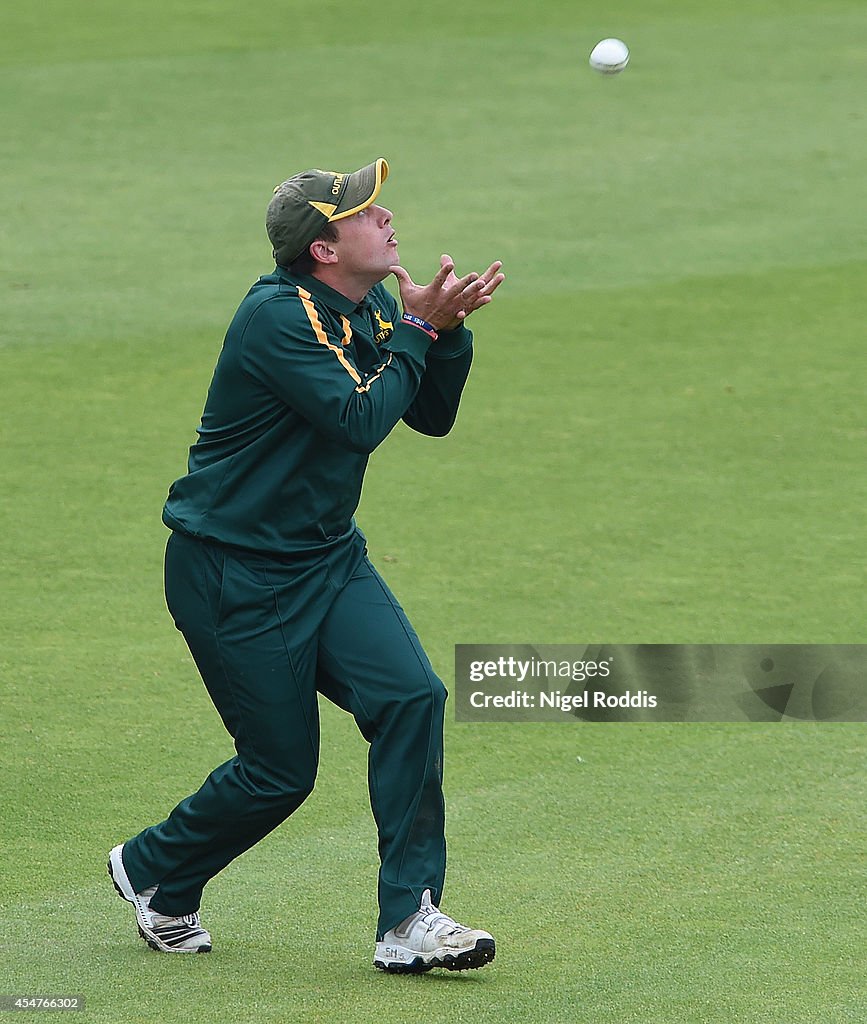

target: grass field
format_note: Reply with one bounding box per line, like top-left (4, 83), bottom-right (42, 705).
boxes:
top-left (1, 1), bottom-right (865, 1022)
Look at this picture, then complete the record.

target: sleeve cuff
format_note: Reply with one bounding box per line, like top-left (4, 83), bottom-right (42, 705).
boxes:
top-left (383, 322), bottom-right (433, 366)
top-left (427, 323), bottom-right (473, 360)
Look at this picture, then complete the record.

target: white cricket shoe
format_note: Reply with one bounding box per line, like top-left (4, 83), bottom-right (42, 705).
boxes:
top-left (374, 889), bottom-right (495, 973)
top-left (107, 844), bottom-right (212, 953)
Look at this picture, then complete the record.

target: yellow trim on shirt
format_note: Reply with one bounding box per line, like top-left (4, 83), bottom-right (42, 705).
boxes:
top-left (355, 355), bottom-right (392, 394)
top-left (297, 287), bottom-right (362, 385)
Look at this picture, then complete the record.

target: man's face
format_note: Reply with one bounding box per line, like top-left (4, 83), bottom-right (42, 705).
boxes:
top-left (332, 204), bottom-right (399, 283)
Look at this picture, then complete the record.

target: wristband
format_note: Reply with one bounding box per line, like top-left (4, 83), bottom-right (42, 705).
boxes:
top-left (402, 313), bottom-right (438, 341)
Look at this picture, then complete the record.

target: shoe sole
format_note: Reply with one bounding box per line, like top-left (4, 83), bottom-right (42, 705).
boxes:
top-left (107, 846), bottom-right (211, 954)
top-left (374, 938), bottom-right (496, 974)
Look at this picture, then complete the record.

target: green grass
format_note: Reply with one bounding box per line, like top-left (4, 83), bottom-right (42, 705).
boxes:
top-left (1, 1), bottom-right (865, 1021)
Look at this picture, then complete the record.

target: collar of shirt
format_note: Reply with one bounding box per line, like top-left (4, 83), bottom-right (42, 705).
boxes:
top-left (274, 266), bottom-right (366, 317)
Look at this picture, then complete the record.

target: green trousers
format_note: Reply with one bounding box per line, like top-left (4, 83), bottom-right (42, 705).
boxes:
top-left (122, 530), bottom-right (447, 938)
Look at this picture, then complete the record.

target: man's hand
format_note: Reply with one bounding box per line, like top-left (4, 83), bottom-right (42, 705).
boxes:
top-left (390, 255), bottom-right (505, 332)
top-left (435, 254), bottom-right (505, 330)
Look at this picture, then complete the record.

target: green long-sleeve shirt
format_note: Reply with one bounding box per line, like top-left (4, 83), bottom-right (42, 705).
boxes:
top-left (162, 267), bottom-right (473, 555)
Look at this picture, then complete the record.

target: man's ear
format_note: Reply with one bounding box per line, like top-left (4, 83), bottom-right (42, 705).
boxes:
top-left (309, 239), bottom-right (338, 265)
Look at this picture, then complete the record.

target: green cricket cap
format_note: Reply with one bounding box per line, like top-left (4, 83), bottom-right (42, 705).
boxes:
top-left (266, 158), bottom-right (389, 266)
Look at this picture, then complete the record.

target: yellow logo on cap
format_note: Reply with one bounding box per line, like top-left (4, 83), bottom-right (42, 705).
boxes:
top-left (308, 201), bottom-right (338, 218)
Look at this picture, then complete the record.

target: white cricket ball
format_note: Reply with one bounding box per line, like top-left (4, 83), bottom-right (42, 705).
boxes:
top-left (589, 38), bottom-right (629, 75)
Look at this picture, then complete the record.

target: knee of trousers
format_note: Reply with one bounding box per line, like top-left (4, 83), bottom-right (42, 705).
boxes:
top-left (391, 672), bottom-right (448, 723)
top-left (236, 760), bottom-right (317, 809)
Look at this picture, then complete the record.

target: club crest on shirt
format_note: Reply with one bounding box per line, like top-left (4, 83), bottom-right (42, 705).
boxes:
top-left (373, 308), bottom-right (393, 343)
